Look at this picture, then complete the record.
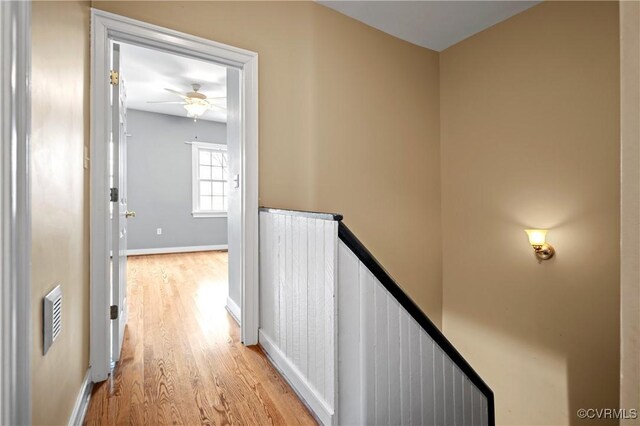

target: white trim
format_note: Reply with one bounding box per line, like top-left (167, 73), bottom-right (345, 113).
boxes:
top-left (67, 370), bottom-right (93, 426)
top-left (259, 330), bottom-right (334, 425)
top-left (0, 1), bottom-right (32, 424)
top-left (91, 9), bottom-right (259, 381)
top-left (620, 1), bottom-right (640, 416)
top-left (191, 211), bottom-right (228, 218)
top-left (189, 141), bottom-right (226, 150)
top-left (241, 31), bottom-right (260, 347)
top-left (226, 297), bottom-right (241, 325)
top-left (127, 245), bottom-right (228, 256)
top-left (89, 8), bottom-right (112, 383)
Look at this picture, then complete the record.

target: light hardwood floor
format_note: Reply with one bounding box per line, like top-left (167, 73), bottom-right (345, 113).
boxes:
top-left (84, 251), bottom-right (316, 425)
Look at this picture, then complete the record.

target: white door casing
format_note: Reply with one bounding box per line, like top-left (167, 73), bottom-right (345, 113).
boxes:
top-left (90, 9), bottom-right (259, 382)
top-left (0, 1), bottom-right (31, 424)
top-left (226, 68), bottom-right (242, 322)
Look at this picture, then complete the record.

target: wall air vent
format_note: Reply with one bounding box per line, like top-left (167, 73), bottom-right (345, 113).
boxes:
top-left (43, 285), bottom-right (62, 354)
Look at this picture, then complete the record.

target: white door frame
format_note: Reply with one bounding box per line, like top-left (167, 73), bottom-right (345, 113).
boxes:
top-left (90, 9), bottom-right (259, 382)
top-left (0, 1), bottom-right (32, 424)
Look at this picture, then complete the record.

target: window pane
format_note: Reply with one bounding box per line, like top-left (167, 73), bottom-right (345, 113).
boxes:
top-left (199, 150), bottom-right (211, 165)
top-left (223, 196), bottom-right (228, 211)
top-left (211, 166), bottom-right (223, 180)
top-left (212, 196), bottom-right (224, 211)
top-left (212, 182), bottom-right (224, 196)
top-left (200, 181), bottom-right (212, 196)
top-left (194, 147), bottom-right (229, 213)
top-left (211, 152), bottom-right (223, 167)
top-left (199, 165), bottom-right (211, 180)
top-left (200, 196), bottom-right (212, 210)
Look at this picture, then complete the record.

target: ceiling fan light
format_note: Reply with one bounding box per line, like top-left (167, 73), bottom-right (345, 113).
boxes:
top-left (184, 101), bottom-right (209, 118)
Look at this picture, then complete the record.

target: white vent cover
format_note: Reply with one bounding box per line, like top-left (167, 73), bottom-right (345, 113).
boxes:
top-left (43, 285), bottom-right (62, 354)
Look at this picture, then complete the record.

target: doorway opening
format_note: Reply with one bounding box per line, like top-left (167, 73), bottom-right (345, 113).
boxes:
top-left (90, 10), bottom-right (259, 383)
top-left (106, 41), bottom-right (242, 367)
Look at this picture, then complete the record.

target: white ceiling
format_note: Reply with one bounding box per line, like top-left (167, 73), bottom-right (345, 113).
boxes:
top-left (120, 43), bottom-right (227, 122)
top-left (318, 0), bottom-right (541, 52)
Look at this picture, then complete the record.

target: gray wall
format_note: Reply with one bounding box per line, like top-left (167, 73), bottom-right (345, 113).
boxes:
top-left (126, 109), bottom-right (227, 250)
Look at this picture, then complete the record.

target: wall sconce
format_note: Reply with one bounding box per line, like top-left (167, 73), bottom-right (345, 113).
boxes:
top-left (525, 229), bottom-right (555, 260)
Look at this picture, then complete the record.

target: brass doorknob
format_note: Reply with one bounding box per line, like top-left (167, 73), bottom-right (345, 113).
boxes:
top-left (125, 211), bottom-right (136, 218)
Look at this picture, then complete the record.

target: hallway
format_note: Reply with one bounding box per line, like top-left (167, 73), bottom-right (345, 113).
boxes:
top-left (84, 252), bottom-right (315, 425)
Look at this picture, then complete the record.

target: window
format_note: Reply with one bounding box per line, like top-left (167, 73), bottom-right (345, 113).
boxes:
top-left (192, 142), bottom-right (229, 217)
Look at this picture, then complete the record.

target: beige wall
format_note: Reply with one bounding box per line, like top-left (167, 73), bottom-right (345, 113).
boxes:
top-left (620, 0), bottom-right (640, 421)
top-left (31, 1), bottom-right (91, 425)
top-left (440, 2), bottom-right (620, 425)
top-left (29, 1), bottom-right (623, 425)
top-left (92, 1), bottom-right (444, 324)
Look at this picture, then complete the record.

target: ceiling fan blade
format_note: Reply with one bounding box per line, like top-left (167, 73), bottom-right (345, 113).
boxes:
top-left (164, 88), bottom-right (187, 98)
top-left (146, 101), bottom-right (186, 104)
top-left (206, 96), bottom-right (227, 100)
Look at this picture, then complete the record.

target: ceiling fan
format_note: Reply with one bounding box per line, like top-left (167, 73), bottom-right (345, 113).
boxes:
top-left (148, 83), bottom-right (226, 121)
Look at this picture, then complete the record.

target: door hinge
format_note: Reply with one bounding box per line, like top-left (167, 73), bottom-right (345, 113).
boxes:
top-left (110, 70), bottom-right (119, 86)
top-left (110, 305), bottom-right (118, 320)
top-left (110, 187), bottom-right (118, 202)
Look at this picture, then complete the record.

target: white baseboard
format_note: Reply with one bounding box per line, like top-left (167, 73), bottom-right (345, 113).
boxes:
top-left (68, 369), bottom-right (93, 426)
top-left (126, 244), bottom-right (228, 256)
top-left (258, 330), bottom-right (334, 425)
top-left (226, 296), bottom-right (241, 325)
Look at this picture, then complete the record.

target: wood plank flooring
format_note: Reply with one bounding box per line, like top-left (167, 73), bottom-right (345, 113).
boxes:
top-left (84, 251), bottom-right (316, 426)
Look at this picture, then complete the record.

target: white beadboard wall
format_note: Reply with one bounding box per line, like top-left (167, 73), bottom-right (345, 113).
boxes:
top-left (337, 241), bottom-right (489, 426)
top-left (258, 211), bottom-right (338, 425)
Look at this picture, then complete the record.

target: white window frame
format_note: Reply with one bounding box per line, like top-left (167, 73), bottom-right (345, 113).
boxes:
top-left (191, 141), bottom-right (229, 218)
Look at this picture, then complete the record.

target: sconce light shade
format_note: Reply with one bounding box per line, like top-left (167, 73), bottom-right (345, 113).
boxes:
top-left (525, 229), bottom-right (555, 261)
top-left (525, 229), bottom-right (547, 247)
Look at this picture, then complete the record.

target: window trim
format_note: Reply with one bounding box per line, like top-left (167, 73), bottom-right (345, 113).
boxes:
top-left (191, 141), bottom-right (229, 218)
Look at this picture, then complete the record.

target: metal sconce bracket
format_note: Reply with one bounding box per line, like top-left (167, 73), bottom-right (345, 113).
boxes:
top-left (532, 243), bottom-right (555, 261)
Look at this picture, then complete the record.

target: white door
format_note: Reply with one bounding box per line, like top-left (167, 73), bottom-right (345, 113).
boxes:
top-left (110, 43), bottom-right (129, 363)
